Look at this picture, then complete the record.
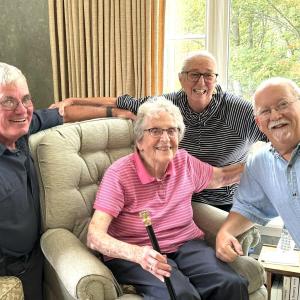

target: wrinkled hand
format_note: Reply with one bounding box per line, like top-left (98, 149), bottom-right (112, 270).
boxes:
top-left (137, 246), bottom-right (172, 282)
top-left (216, 231), bottom-right (243, 262)
top-left (114, 109), bottom-right (136, 120)
top-left (48, 98), bottom-right (76, 116)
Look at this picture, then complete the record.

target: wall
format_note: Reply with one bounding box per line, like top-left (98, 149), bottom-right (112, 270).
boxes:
top-left (0, 0), bottom-right (53, 109)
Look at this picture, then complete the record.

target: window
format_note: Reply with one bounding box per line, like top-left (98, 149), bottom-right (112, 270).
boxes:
top-left (163, 0), bottom-right (206, 92)
top-left (163, 0), bottom-right (300, 99)
top-left (228, 0), bottom-right (300, 99)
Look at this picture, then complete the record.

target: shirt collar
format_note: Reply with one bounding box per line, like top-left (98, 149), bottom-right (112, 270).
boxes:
top-left (133, 151), bottom-right (175, 184)
top-left (269, 142), bottom-right (300, 161)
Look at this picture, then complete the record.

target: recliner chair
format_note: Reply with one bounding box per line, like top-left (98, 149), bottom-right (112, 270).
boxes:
top-left (28, 118), bottom-right (267, 300)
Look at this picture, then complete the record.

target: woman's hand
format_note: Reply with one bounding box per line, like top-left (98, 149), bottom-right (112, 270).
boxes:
top-left (137, 246), bottom-right (172, 282)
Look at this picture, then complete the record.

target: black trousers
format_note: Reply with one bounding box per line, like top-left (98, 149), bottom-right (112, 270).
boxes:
top-left (106, 239), bottom-right (249, 300)
top-left (0, 245), bottom-right (43, 300)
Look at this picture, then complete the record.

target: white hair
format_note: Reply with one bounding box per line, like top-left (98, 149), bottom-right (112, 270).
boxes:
top-left (181, 50), bottom-right (217, 72)
top-left (134, 97), bottom-right (185, 143)
top-left (254, 77), bottom-right (300, 100)
top-left (0, 62), bottom-right (26, 86)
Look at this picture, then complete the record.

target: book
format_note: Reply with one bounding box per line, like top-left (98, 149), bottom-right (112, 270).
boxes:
top-left (270, 276), bottom-right (280, 300)
top-left (290, 276), bottom-right (299, 300)
top-left (270, 276), bottom-right (283, 300)
top-left (282, 276), bottom-right (291, 300)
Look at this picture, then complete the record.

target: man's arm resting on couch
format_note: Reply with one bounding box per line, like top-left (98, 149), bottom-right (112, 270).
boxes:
top-left (216, 212), bottom-right (254, 262)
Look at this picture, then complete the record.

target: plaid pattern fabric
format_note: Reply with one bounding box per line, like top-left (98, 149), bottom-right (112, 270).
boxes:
top-left (0, 276), bottom-right (24, 300)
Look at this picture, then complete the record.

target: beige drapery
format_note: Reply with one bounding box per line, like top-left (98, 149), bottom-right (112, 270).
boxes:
top-left (48, 0), bottom-right (165, 101)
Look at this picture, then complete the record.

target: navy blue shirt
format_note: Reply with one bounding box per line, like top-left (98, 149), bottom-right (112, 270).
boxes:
top-left (0, 109), bottom-right (63, 256)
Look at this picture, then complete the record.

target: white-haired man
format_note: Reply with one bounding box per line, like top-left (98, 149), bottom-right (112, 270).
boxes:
top-left (216, 77), bottom-right (300, 262)
top-left (0, 62), bottom-right (116, 299)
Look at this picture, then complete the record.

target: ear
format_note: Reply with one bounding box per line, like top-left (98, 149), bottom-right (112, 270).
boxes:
top-left (254, 116), bottom-right (263, 130)
top-left (136, 140), bottom-right (143, 152)
top-left (178, 73), bottom-right (183, 84)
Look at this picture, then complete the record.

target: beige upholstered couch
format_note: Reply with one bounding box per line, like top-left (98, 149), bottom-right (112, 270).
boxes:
top-left (28, 118), bottom-right (267, 300)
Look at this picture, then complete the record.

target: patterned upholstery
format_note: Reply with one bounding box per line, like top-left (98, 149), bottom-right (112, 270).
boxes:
top-left (0, 277), bottom-right (24, 300)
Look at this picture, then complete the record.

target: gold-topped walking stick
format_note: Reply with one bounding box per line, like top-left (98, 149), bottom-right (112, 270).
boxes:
top-left (139, 210), bottom-right (177, 300)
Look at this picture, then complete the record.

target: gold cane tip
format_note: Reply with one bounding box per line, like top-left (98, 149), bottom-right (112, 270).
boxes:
top-left (139, 210), bottom-right (152, 226)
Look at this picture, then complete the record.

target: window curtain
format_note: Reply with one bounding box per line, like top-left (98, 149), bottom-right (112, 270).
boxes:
top-left (48, 0), bottom-right (165, 101)
top-left (206, 0), bottom-right (230, 89)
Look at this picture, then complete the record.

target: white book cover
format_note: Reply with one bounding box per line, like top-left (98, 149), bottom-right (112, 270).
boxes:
top-left (271, 276), bottom-right (280, 300)
top-left (277, 277), bottom-right (283, 300)
top-left (282, 276), bottom-right (291, 300)
top-left (290, 277), bottom-right (299, 300)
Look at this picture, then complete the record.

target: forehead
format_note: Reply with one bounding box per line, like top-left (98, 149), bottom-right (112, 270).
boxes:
top-left (184, 56), bottom-right (216, 72)
top-left (255, 83), bottom-right (295, 108)
top-left (0, 80), bottom-right (29, 99)
top-left (144, 111), bottom-right (176, 127)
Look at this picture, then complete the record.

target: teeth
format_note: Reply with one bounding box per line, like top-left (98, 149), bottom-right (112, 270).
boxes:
top-left (11, 119), bottom-right (26, 123)
top-left (193, 88), bottom-right (206, 95)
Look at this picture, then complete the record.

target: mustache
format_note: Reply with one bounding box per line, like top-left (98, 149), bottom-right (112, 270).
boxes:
top-left (268, 118), bottom-right (289, 130)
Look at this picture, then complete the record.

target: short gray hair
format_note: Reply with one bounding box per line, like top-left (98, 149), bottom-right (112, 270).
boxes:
top-left (0, 62), bottom-right (26, 86)
top-left (133, 97), bottom-right (185, 143)
top-left (181, 50), bottom-right (217, 72)
top-left (254, 77), bottom-right (300, 100)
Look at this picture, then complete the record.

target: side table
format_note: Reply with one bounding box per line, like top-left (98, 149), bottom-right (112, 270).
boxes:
top-left (258, 245), bottom-right (300, 300)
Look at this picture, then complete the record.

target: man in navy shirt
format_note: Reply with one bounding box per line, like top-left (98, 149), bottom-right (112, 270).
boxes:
top-left (0, 62), bottom-right (97, 299)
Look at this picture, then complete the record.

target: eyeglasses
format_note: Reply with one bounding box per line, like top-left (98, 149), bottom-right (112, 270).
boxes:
top-left (256, 99), bottom-right (298, 121)
top-left (144, 127), bottom-right (180, 138)
top-left (0, 95), bottom-right (33, 111)
top-left (181, 71), bottom-right (218, 83)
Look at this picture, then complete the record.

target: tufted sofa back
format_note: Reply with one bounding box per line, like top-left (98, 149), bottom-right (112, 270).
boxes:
top-left (29, 118), bottom-right (134, 244)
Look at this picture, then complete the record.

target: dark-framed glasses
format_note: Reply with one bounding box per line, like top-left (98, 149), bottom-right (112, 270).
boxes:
top-left (144, 127), bottom-right (180, 138)
top-left (0, 95), bottom-right (33, 111)
top-left (181, 71), bottom-right (218, 83)
top-left (256, 99), bottom-right (298, 121)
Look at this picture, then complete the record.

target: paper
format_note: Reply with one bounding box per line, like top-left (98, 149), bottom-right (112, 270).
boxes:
top-left (260, 249), bottom-right (300, 267)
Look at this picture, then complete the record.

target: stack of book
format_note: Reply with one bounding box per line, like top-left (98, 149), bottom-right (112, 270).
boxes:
top-left (271, 276), bottom-right (300, 300)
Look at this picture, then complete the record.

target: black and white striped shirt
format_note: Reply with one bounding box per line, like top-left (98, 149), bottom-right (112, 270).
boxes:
top-left (116, 84), bottom-right (267, 206)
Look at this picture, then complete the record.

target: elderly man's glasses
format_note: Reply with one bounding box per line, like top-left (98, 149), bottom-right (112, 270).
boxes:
top-left (144, 127), bottom-right (180, 138)
top-left (181, 71), bottom-right (218, 83)
top-left (256, 99), bottom-right (298, 121)
top-left (0, 96), bottom-right (33, 111)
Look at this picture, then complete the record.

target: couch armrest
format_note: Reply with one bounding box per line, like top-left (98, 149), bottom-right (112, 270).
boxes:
top-left (41, 228), bottom-right (122, 300)
top-left (192, 202), bottom-right (261, 254)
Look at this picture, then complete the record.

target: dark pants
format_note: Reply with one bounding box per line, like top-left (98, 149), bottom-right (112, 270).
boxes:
top-left (0, 245), bottom-right (44, 300)
top-left (106, 239), bottom-right (249, 300)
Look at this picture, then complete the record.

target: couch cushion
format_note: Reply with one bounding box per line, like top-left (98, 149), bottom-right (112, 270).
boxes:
top-left (29, 118), bottom-right (134, 242)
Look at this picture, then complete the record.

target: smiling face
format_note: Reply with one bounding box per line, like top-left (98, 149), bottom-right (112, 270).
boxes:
top-left (0, 79), bottom-right (33, 149)
top-left (136, 111), bottom-right (179, 178)
top-left (178, 55), bottom-right (217, 112)
top-left (254, 83), bottom-right (300, 159)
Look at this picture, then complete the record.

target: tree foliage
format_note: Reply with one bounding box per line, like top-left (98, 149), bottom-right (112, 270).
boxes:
top-left (229, 0), bottom-right (300, 99)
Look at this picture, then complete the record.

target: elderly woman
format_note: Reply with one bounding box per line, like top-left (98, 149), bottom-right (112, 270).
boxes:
top-left (87, 98), bottom-right (248, 300)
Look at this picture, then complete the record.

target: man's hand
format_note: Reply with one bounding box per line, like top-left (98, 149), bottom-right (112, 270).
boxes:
top-left (137, 246), bottom-right (172, 282)
top-left (216, 230), bottom-right (244, 262)
top-left (49, 98), bottom-right (75, 116)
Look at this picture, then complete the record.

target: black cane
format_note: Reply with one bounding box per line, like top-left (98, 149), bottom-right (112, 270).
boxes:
top-left (139, 210), bottom-right (177, 300)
